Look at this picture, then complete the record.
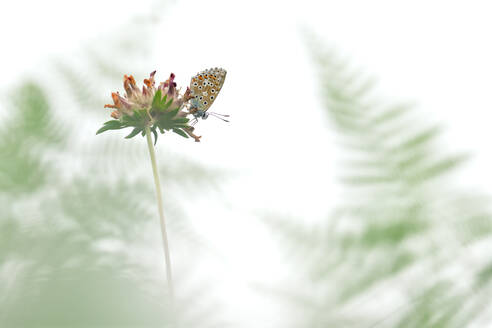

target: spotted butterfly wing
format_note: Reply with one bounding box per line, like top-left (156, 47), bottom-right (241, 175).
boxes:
top-left (189, 67), bottom-right (226, 112)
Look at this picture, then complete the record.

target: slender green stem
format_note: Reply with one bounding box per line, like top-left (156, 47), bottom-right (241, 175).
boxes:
top-left (145, 127), bottom-right (174, 300)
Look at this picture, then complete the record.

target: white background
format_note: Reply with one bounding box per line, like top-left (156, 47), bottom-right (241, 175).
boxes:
top-left (1, 0), bottom-right (492, 326)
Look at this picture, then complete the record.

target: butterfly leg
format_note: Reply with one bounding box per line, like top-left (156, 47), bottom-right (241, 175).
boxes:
top-left (184, 126), bottom-right (201, 142)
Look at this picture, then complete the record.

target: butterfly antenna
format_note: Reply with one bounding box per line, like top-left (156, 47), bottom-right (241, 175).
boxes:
top-left (209, 112), bottom-right (230, 122)
top-left (210, 112), bottom-right (230, 117)
top-left (191, 118), bottom-right (198, 126)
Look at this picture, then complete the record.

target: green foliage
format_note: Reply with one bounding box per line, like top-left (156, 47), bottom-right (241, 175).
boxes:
top-left (0, 82), bottom-right (63, 194)
top-left (96, 90), bottom-right (190, 143)
top-left (265, 35), bottom-right (492, 327)
top-left (173, 128), bottom-right (189, 138)
top-left (0, 3), bottom-right (229, 327)
top-left (152, 89), bottom-right (171, 111)
top-left (96, 118), bottom-right (126, 134)
top-left (0, 89), bottom-right (224, 327)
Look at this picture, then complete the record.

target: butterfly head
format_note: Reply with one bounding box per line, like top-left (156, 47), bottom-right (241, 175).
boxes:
top-left (194, 109), bottom-right (209, 120)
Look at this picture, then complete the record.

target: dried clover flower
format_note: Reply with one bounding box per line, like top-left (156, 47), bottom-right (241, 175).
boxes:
top-left (97, 71), bottom-right (201, 143)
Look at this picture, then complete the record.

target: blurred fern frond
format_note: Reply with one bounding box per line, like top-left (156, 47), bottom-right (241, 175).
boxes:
top-left (0, 2), bottom-right (229, 327)
top-left (0, 83), bottom-right (226, 326)
top-left (267, 36), bottom-right (492, 327)
top-left (0, 82), bottom-right (64, 194)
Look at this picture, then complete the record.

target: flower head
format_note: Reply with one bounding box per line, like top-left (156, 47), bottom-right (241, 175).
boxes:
top-left (99, 71), bottom-right (201, 142)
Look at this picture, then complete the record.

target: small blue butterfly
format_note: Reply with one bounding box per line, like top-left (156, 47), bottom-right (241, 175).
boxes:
top-left (188, 67), bottom-right (229, 125)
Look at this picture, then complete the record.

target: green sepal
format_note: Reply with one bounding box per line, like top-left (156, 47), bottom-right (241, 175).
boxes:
top-left (173, 128), bottom-right (189, 138)
top-left (172, 117), bottom-right (189, 124)
top-left (152, 128), bottom-right (158, 145)
top-left (164, 98), bottom-right (174, 109)
top-left (125, 127), bottom-right (142, 139)
top-left (103, 120), bottom-right (121, 126)
top-left (121, 109), bottom-right (147, 125)
top-left (162, 108), bottom-right (179, 119)
top-left (133, 110), bottom-right (142, 120)
top-left (151, 89), bottom-right (163, 110)
top-left (96, 120), bottom-right (124, 135)
top-left (151, 90), bottom-right (174, 113)
top-left (132, 109), bottom-right (146, 120)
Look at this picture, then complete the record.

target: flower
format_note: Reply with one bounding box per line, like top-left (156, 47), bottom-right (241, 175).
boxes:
top-left (99, 71), bottom-right (201, 142)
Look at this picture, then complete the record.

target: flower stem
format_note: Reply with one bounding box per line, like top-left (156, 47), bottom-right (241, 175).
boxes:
top-left (145, 127), bottom-right (175, 300)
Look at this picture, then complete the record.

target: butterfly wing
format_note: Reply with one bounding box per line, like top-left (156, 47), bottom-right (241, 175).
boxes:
top-left (189, 67), bottom-right (227, 112)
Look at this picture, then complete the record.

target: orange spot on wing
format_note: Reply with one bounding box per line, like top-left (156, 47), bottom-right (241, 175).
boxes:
top-left (198, 75), bottom-right (203, 80)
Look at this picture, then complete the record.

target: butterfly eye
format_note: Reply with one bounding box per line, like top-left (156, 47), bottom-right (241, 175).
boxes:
top-left (210, 96), bottom-right (214, 100)
top-left (211, 89), bottom-right (215, 93)
top-left (203, 101), bottom-right (208, 105)
top-left (193, 82), bottom-right (198, 86)
top-left (198, 86), bottom-right (202, 89)
top-left (203, 82), bottom-right (207, 86)
top-left (199, 96), bottom-right (203, 100)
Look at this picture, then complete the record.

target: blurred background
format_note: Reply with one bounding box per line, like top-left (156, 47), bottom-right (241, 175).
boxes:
top-left (1, 0), bottom-right (492, 327)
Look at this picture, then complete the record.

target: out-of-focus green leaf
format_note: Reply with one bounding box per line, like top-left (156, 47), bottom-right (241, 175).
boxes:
top-left (125, 127), bottom-right (143, 139)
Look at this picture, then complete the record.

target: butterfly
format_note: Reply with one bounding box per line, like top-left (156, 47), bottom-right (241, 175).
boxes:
top-left (188, 67), bottom-right (229, 125)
